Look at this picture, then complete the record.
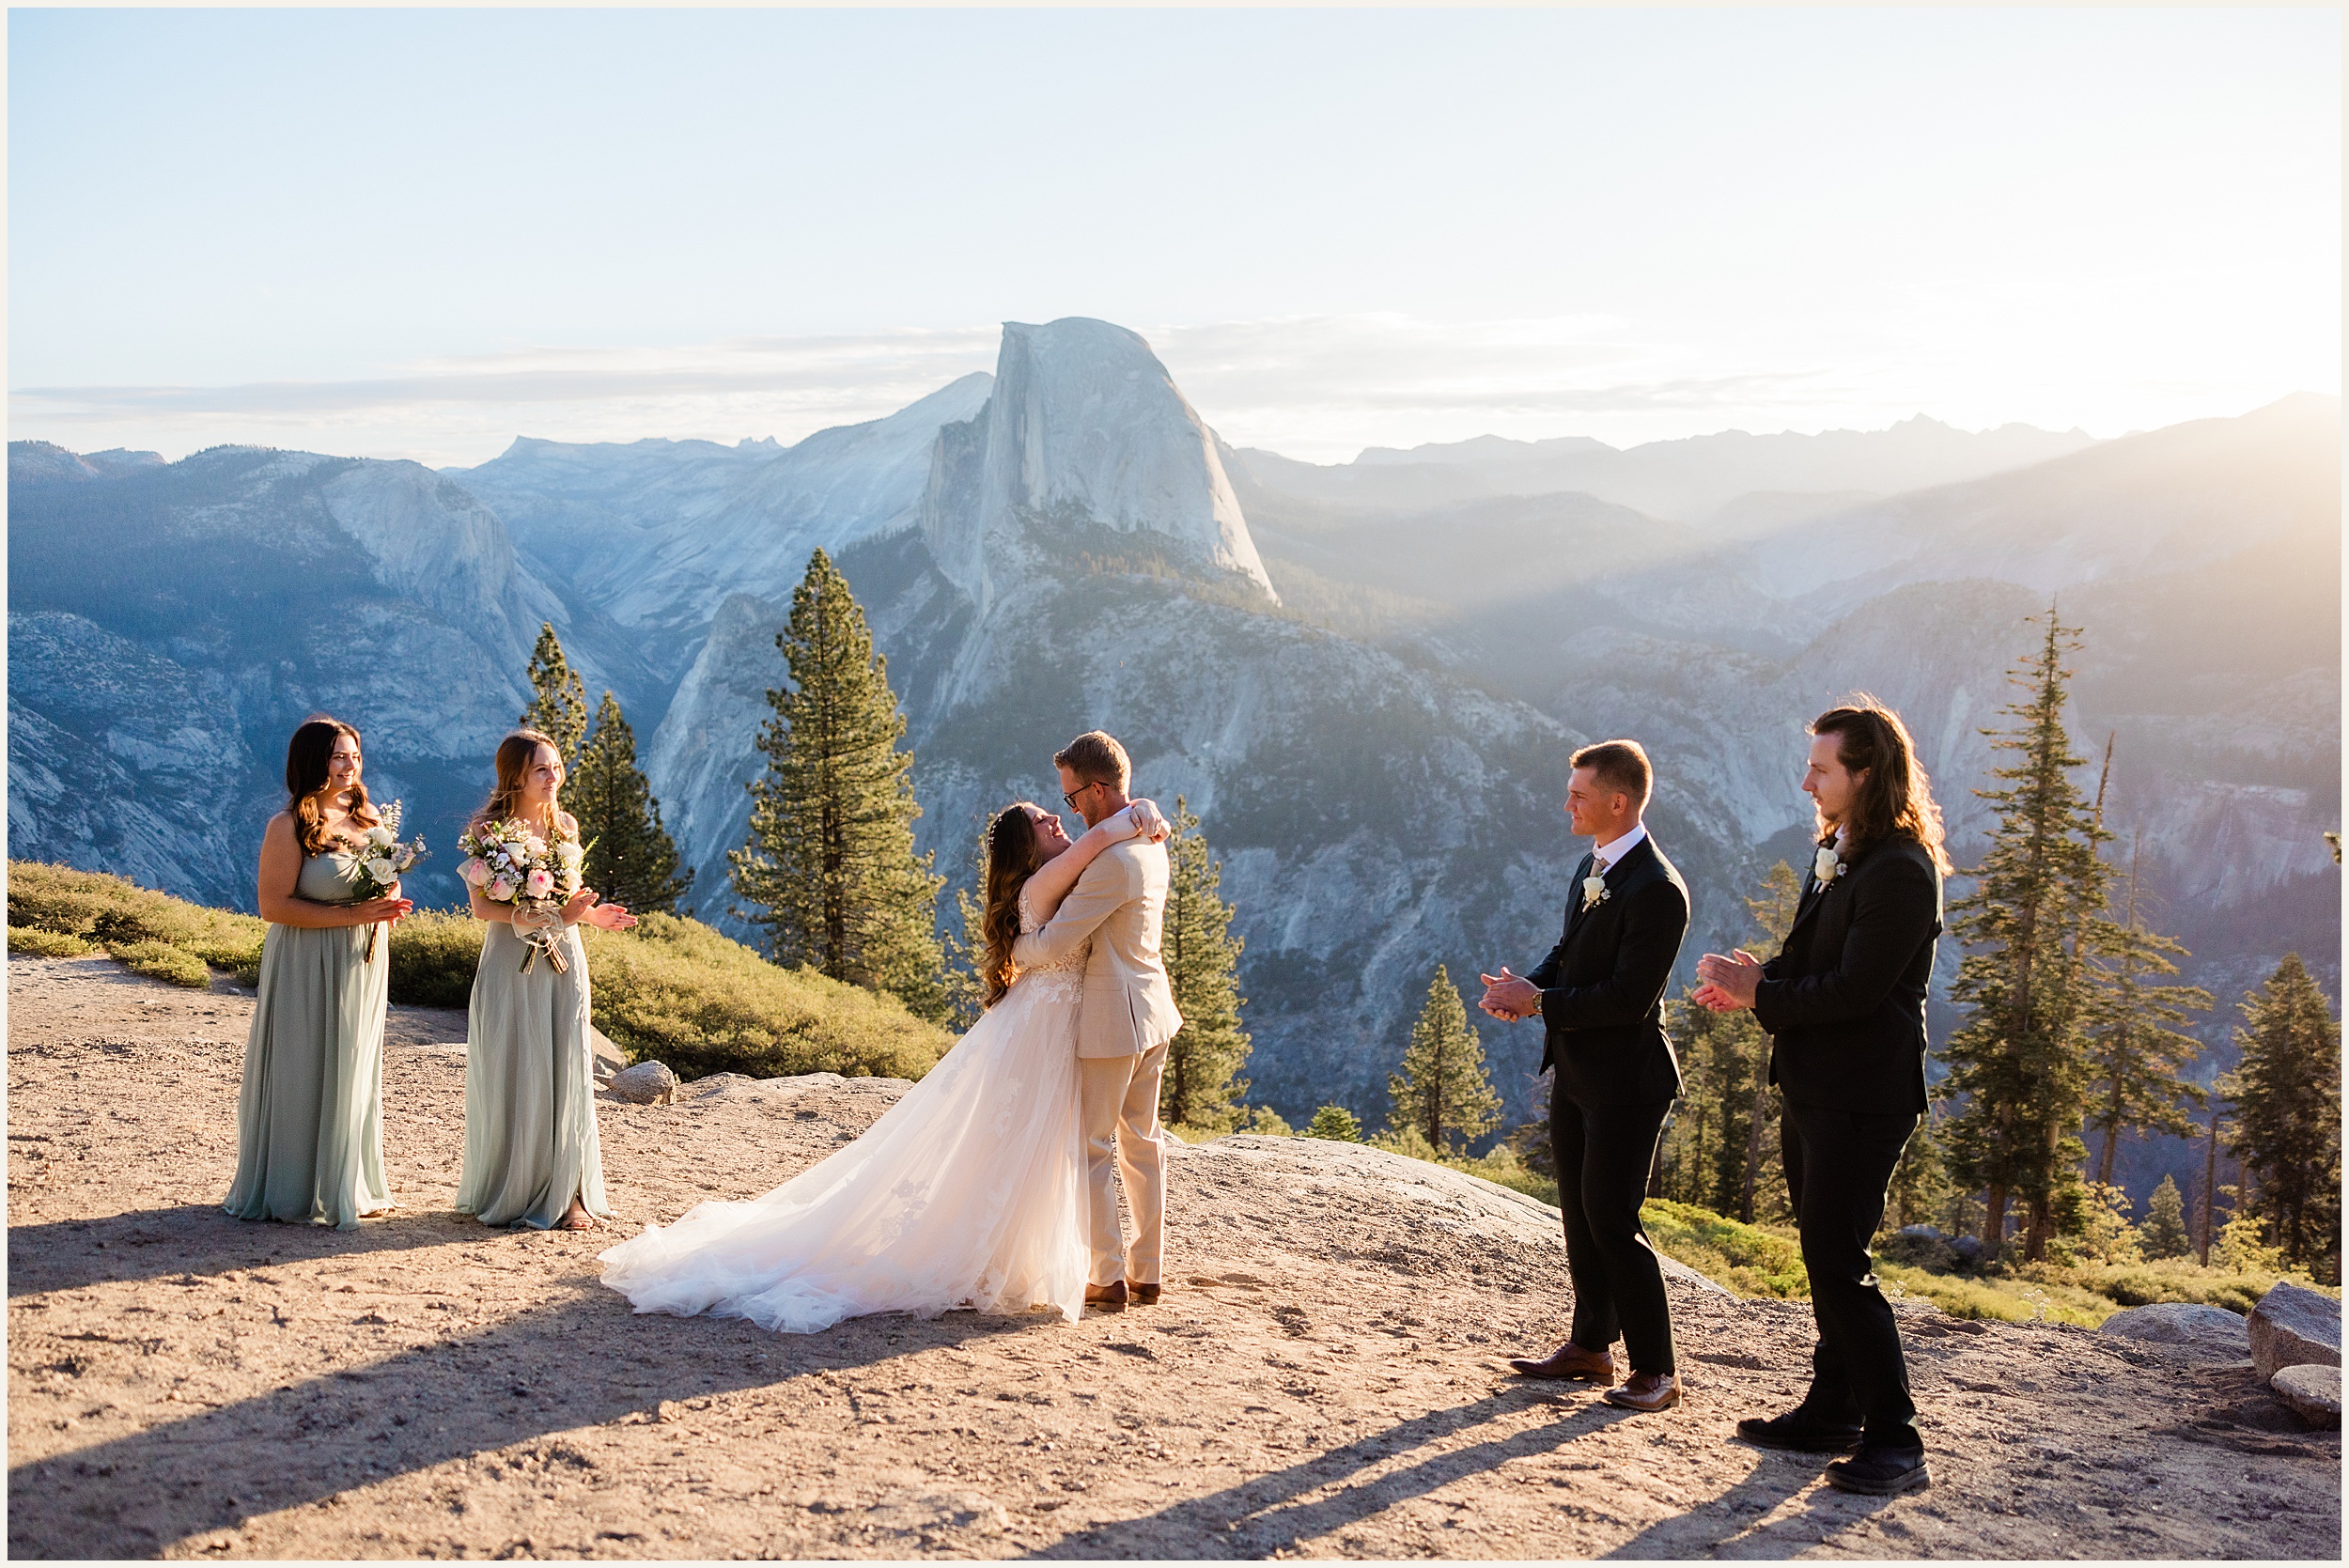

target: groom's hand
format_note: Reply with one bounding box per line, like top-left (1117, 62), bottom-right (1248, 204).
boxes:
top-left (1479, 967), bottom-right (1542, 1021)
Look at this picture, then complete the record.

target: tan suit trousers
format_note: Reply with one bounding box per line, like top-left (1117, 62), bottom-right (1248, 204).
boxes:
top-left (1078, 1042), bottom-right (1167, 1287)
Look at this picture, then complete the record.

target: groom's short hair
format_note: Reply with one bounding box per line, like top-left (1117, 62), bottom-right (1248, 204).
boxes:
top-left (1056, 731), bottom-right (1131, 793)
top-left (1571, 739), bottom-right (1652, 810)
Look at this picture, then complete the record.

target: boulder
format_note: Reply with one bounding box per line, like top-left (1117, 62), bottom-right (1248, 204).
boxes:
top-left (586, 1024), bottom-right (627, 1081)
top-left (2270, 1364), bottom-right (2342, 1428)
top-left (2096, 1301), bottom-right (2249, 1356)
top-left (606, 1061), bottom-right (679, 1106)
top-left (2248, 1281), bottom-right (2342, 1379)
top-left (1877, 1226), bottom-right (1962, 1272)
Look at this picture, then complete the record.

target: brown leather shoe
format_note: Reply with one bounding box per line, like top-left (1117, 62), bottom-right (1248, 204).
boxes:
top-left (1602, 1372), bottom-right (1681, 1413)
top-left (1084, 1281), bottom-right (1128, 1311)
top-left (1127, 1281), bottom-right (1161, 1306)
top-left (1508, 1342), bottom-right (1616, 1382)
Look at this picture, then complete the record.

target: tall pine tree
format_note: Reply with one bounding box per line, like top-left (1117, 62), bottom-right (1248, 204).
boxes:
top-left (1388, 966), bottom-right (1503, 1154)
top-left (570, 691), bottom-right (693, 915)
top-left (2223, 955), bottom-right (2341, 1275)
top-left (729, 549), bottom-right (946, 1021)
top-left (1941, 611), bottom-right (2113, 1261)
top-left (2082, 833), bottom-right (2210, 1186)
top-left (520, 622), bottom-right (589, 764)
top-left (1159, 797), bottom-right (1252, 1131)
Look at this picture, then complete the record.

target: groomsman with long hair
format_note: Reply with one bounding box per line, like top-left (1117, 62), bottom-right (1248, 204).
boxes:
top-left (1695, 697), bottom-right (1950, 1496)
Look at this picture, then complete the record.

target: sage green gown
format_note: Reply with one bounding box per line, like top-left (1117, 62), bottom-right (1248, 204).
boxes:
top-left (224, 850), bottom-right (395, 1230)
top-left (456, 919), bottom-right (612, 1228)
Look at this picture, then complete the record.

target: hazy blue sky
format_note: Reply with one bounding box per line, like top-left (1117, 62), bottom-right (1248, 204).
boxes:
top-left (10, 8), bottom-right (2340, 465)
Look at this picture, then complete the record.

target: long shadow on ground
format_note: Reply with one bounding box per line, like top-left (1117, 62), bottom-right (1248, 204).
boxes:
top-left (8, 1234), bottom-right (1050, 1559)
top-left (8, 1206), bottom-right (491, 1298)
top-left (1033, 1390), bottom-right (1657, 1559)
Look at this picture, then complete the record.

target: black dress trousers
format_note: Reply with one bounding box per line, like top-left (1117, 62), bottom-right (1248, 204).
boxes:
top-left (1781, 1099), bottom-right (1922, 1453)
top-left (1551, 1087), bottom-right (1677, 1375)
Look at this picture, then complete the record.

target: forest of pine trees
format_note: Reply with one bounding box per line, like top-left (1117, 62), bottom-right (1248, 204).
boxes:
top-left (1641, 609), bottom-right (2339, 1284)
top-left (511, 572), bottom-right (2341, 1284)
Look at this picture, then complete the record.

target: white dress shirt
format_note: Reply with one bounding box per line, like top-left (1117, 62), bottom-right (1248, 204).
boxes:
top-left (1593, 823), bottom-right (1648, 874)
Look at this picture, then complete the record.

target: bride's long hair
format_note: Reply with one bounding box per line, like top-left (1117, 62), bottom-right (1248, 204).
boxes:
top-left (284, 716), bottom-right (379, 855)
top-left (978, 803), bottom-right (1049, 1009)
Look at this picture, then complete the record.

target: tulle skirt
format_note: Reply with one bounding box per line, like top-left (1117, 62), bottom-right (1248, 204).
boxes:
top-left (597, 972), bottom-right (1088, 1333)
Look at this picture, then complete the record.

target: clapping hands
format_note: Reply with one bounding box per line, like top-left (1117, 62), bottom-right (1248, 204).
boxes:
top-left (1693, 949), bottom-right (1764, 1012)
top-left (1476, 966), bottom-right (1542, 1022)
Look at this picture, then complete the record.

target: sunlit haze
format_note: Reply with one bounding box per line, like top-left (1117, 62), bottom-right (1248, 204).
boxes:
top-left (9, 8), bottom-right (2339, 467)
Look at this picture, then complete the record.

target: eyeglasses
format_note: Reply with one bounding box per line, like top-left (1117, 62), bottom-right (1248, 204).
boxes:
top-left (1062, 782), bottom-right (1101, 809)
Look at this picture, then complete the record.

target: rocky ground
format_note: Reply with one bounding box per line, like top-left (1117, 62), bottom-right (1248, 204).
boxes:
top-left (8, 952), bottom-right (2341, 1560)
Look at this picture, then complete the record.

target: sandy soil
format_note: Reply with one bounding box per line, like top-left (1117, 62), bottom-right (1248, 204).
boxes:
top-left (7, 952), bottom-right (2339, 1560)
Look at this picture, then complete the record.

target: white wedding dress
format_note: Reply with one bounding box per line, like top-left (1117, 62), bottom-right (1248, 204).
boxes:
top-left (597, 891), bottom-right (1090, 1333)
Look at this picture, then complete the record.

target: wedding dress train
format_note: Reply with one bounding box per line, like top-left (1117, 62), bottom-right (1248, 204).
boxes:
top-left (598, 895), bottom-right (1089, 1333)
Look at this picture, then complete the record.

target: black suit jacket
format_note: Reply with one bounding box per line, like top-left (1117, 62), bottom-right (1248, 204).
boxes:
top-left (1756, 834), bottom-right (1941, 1116)
top-left (1526, 835), bottom-right (1690, 1107)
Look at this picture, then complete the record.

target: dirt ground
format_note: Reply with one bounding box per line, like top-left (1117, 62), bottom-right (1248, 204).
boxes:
top-left (7, 951), bottom-right (2340, 1560)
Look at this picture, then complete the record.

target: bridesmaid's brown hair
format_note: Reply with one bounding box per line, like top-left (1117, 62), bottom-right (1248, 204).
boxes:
top-left (284, 717), bottom-right (379, 855)
top-left (476, 729), bottom-right (573, 838)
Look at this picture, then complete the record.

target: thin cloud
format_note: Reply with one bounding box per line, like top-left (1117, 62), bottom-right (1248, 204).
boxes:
top-left (3, 313), bottom-right (2263, 469)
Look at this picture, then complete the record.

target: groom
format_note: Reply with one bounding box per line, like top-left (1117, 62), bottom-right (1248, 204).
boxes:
top-left (1479, 739), bottom-right (1689, 1413)
top-left (1012, 730), bottom-right (1184, 1312)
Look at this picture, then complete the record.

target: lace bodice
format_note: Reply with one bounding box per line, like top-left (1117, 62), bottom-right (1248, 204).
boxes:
top-left (1017, 887), bottom-right (1090, 1001)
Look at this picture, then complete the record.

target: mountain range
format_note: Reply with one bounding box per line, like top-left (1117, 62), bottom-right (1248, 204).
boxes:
top-left (9, 319), bottom-right (2338, 1205)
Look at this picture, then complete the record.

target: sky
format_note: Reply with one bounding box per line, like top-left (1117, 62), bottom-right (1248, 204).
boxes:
top-left (9, 7), bottom-right (2341, 467)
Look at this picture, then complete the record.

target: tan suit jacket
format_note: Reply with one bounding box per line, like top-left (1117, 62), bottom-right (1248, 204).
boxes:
top-left (1011, 838), bottom-right (1183, 1059)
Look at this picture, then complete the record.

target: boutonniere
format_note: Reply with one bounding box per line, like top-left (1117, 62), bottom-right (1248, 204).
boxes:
top-left (1814, 846), bottom-right (1844, 887)
top-left (1581, 867), bottom-right (1610, 912)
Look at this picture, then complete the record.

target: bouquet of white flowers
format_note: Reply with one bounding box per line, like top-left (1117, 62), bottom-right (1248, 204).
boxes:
top-left (347, 800), bottom-right (427, 960)
top-left (459, 816), bottom-right (586, 974)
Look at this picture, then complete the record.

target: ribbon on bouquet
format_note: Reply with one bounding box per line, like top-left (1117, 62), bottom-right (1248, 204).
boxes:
top-left (511, 898), bottom-right (572, 975)
top-left (363, 923), bottom-right (382, 963)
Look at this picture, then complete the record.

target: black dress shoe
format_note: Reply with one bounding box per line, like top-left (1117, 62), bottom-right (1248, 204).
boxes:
top-left (1735, 1409), bottom-right (1864, 1452)
top-left (1825, 1447), bottom-right (1930, 1496)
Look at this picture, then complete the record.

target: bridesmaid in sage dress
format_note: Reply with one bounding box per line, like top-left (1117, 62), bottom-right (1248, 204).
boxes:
top-left (457, 729), bottom-right (637, 1232)
top-left (225, 717), bottom-right (414, 1229)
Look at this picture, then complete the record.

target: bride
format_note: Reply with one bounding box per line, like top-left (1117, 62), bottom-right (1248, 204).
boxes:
top-left (598, 797), bottom-right (1167, 1333)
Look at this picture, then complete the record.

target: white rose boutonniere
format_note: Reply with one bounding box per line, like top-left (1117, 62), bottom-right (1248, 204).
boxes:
top-left (1814, 846), bottom-right (1843, 886)
top-left (1581, 869), bottom-right (1610, 912)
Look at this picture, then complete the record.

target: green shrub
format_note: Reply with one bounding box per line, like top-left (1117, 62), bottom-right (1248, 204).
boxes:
top-left (582, 913), bottom-right (954, 1082)
top-left (1641, 1200), bottom-right (1811, 1298)
top-left (109, 938), bottom-right (211, 989)
top-left (8, 925), bottom-right (93, 957)
top-left (8, 860), bottom-right (267, 979)
top-left (8, 862), bottom-right (956, 1086)
top-left (387, 910), bottom-right (486, 1008)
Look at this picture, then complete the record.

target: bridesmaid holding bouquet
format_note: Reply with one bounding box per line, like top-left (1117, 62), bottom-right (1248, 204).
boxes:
top-left (456, 729), bottom-right (636, 1231)
top-left (225, 717), bottom-right (413, 1229)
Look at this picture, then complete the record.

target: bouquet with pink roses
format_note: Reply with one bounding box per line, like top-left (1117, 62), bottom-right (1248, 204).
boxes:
top-left (458, 816), bottom-right (585, 973)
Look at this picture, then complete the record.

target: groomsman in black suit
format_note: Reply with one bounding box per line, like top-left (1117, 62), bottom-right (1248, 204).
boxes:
top-left (1479, 739), bottom-right (1689, 1414)
top-left (1695, 699), bottom-right (1948, 1497)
